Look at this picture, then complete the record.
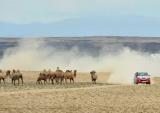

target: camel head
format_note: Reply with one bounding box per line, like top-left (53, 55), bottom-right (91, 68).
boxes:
top-left (13, 69), bottom-right (16, 73)
top-left (66, 70), bottom-right (69, 72)
top-left (5, 70), bottom-right (11, 78)
top-left (90, 70), bottom-right (96, 75)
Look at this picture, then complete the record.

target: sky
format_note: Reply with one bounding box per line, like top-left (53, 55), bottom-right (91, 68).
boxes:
top-left (0, 0), bottom-right (160, 37)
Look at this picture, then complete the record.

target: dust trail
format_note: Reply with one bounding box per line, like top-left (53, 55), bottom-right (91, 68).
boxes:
top-left (0, 38), bottom-right (160, 84)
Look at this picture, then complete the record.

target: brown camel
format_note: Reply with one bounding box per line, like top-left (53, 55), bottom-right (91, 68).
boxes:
top-left (10, 70), bottom-right (23, 85)
top-left (36, 73), bottom-right (47, 84)
top-left (90, 70), bottom-right (97, 84)
top-left (64, 70), bottom-right (77, 83)
top-left (54, 70), bottom-right (64, 84)
top-left (45, 70), bottom-right (56, 83)
top-left (6, 70), bottom-right (11, 77)
top-left (0, 70), bottom-right (7, 84)
top-left (48, 72), bottom-right (56, 84)
top-left (42, 69), bottom-right (53, 83)
top-left (36, 71), bottom-right (56, 84)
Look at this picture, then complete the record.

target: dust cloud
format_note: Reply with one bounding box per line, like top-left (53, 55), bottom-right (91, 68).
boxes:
top-left (0, 38), bottom-right (159, 84)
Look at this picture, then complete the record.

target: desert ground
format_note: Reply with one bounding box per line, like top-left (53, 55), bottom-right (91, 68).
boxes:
top-left (0, 71), bottom-right (159, 113)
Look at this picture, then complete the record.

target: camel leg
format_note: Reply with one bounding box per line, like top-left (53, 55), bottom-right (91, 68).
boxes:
top-left (55, 78), bottom-right (59, 84)
top-left (21, 76), bottom-right (23, 85)
top-left (91, 77), bottom-right (95, 84)
top-left (45, 79), bottom-right (47, 83)
top-left (18, 79), bottom-right (20, 85)
top-left (2, 78), bottom-right (5, 84)
top-left (51, 79), bottom-right (54, 85)
top-left (93, 80), bottom-right (95, 84)
top-left (70, 78), bottom-right (72, 83)
top-left (72, 78), bottom-right (74, 83)
top-left (53, 78), bottom-right (55, 84)
top-left (14, 80), bottom-right (15, 86)
top-left (12, 79), bottom-right (13, 84)
top-left (70, 78), bottom-right (73, 83)
top-left (56, 78), bottom-right (58, 84)
top-left (48, 78), bottom-right (51, 84)
top-left (65, 78), bottom-right (67, 84)
top-left (0, 79), bottom-right (1, 84)
top-left (62, 78), bottom-right (64, 84)
top-left (60, 79), bottom-right (62, 84)
top-left (51, 79), bottom-right (54, 84)
top-left (60, 78), bottom-right (63, 84)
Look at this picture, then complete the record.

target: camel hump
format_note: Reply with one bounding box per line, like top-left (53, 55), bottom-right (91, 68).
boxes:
top-left (6, 70), bottom-right (10, 74)
top-left (66, 70), bottom-right (72, 72)
top-left (17, 70), bottom-right (20, 72)
top-left (56, 70), bottom-right (63, 73)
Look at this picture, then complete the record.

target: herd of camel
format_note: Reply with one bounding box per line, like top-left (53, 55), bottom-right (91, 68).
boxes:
top-left (37, 69), bottom-right (77, 84)
top-left (0, 69), bottom-right (23, 85)
top-left (0, 67), bottom-right (98, 86)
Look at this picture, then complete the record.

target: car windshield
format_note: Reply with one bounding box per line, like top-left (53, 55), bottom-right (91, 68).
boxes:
top-left (138, 72), bottom-right (149, 76)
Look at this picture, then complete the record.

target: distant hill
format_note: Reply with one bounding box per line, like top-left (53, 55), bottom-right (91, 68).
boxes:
top-left (1, 16), bottom-right (160, 37)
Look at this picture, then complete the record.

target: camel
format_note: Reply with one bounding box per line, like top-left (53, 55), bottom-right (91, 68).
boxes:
top-left (48, 72), bottom-right (56, 84)
top-left (36, 69), bottom-right (56, 84)
top-left (90, 70), bottom-right (97, 84)
top-left (54, 70), bottom-right (64, 84)
top-left (6, 70), bottom-right (11, 77)
top-left (64, 70), bottom-right (77, 83)
top-left (36, 73), bottom-right (47, 84)
top-left (45, 70), bottom-right (56, 83)
top-left (0, 70), bottom-right (7, 84)
top-left (36, 71), bottom-right (56, 84)
top-left (10, 70), bottom-right (23, 85)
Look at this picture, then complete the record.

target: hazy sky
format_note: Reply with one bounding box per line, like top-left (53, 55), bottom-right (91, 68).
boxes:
top-left (0, 0), bottom-right (160, 37)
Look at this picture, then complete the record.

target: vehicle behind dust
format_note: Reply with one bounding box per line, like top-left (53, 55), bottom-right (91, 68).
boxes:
top-left (134, 72), bottom-right (151, 84)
